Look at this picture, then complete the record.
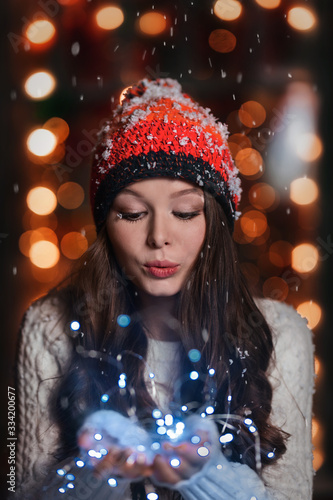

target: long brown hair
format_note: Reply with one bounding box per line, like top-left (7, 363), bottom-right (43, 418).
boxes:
top-left (51, 190), bottom-right (287, 498)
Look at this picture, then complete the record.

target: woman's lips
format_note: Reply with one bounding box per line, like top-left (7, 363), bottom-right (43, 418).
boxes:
top-left (144, 260), bottom-right (180, 278)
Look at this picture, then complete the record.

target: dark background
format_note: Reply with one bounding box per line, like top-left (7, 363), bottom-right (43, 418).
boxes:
top-left (1, 0), bottom-right (333, 497)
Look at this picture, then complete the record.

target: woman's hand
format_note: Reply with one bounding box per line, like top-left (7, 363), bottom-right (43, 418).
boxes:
top-left (151, 430), bottom-right (212, 485)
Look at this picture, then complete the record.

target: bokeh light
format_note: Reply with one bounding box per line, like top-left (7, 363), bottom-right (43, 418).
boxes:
top-left (240, 210), bottom-right (267, 238)
top-left (19, 228), bottom-right (58, 257)
top-left (255, 0), bottom-right (281, 8)
top-left (263, 277), bottom-right (289, 301)
top-left (291, 243), bottom-right (319, 273)
top-left (297, 301), bottom-right (322, 330)
top-left (295, 132), bottom-right (323, 162)
top-left (269, 240), bottom-right (292, 267)
top-left (238, 101), bottom-right (266, 128)
top-left (138, 12), bottom-right (167, 36)
top-left (27, 129), bottom-right (57, 156)
top-left (235, 148), bottom-right (264, 177)
top-left (95, 6), bottom-right (124, 30)
top-left (29, 240), bottom-right (60, 269)
top-left (25, 19), bottom-right (56, 45)
top-left (61, 232), bottom-right (88, 259)
top-left (209, 29), bottom-right (237, 53)
top-left (27, 187), bottom-right (57, 215)
top-left (249, 183), bottom-right (276, 210)
top-left (43, 117), bottom-right (70, 144)
top-left (228, 133), bottom-right (252, 157)
top-left (24, 71), bottom-right (56, 99)
top-left (213, 0), bottom-right (242, 21)
top-left (57, 182), bottom-right (85, 209)
top-left (287, 7), bottom-right (317, 31)
top-left (290, 178), bottom-right (319, 205)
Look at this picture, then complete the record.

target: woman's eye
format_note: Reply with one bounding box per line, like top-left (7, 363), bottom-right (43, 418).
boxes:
top-left (174, 211), bottom-right (201, 220)
top-left (117, 212), bottom-right (145, 222)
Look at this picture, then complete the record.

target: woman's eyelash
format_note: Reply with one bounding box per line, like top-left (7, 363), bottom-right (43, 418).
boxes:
top-left (116, 211), bottom-right (201, 222)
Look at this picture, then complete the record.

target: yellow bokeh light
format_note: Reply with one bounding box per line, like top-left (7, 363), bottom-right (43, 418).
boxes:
top-left (255, 0), bottom-right (281, 8)
top-left (209, 29), bottom-right (237, 53)
top-left (57, 182), bottom-right (85, 209)
top-left (138, 12), bottom-right (167, 36)
top-left (290, 178), bottom-right (318, 205)
top-left (240, 210), bottom-right (267, 238)
top-left (95, 6), bottom-right (124, 30)
top-left (27, 129), bottom-right (57, 156)
top-left (297, 301), bottom-right (322, 329)
top-left (27, 187), bottom-right (57, 215)
top-left (29, 240), bottom-right (60, 269)
top-left (292, 243), bottom-right (319, 274)
top-left (61, 232), bottom-right (88, 259)
top-left (25, 20), bottom-right (56, 45)
top-left (239, 101), bottom-right (266, 128)
top-left (43, 117), bottom-right (70, 144)
top-left (213, 0), bottom-right (242, 21)
top-left (296, 133), bottom-right (323, 162)
top-left (287, 7), bottom-right (317, 31)
top-left (235, 148), bottom-right (264, 177)
top-left (24, 71), bottom-right (56, 99)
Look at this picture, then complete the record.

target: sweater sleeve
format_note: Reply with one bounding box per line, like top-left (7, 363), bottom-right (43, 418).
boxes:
top-left (258, 299), bottom-right (315, 500)
top-left (16, 297), bottom-right (73, 498)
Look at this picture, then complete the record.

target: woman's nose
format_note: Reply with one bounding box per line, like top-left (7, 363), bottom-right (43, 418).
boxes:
top-left (146, 212), bottom-right (171, 248)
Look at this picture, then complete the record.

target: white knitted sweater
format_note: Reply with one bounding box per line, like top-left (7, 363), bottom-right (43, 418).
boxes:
top-left (16, 296), bottom-right (314, 499)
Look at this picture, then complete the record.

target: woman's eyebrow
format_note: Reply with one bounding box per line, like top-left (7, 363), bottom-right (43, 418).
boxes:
top-left (117, 187), bottom-right (203, 199)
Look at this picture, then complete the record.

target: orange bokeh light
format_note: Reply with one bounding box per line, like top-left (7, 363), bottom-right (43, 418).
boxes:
top-left (290, 178), bottom-right (318, 206)
top-left (296, 133), bottom-right (323, 162)
top-left (228, 133), bottom-right (252, 157)
top-left (27, 187), bottom-right (57, 215)
top-left (263, 277), bottom-right (289, 301)
top-left (57, 182), bottom-right (85, 209)
top-left (61, 232), bottom-right (88, 259)
top-left (213, 0), bottom-right (242, 21)
top-left (235, 148), bottom-right (264, 177)
top-left (240, 210), bottom-right (267, 238)
top-left (269, 240), bottom-right (292, 268)
top-left (138, 12), bottom-right (167, 36)
top-left (292, 243), bottom-right (319, 273)
top-left (25, 19), bottom-right (56, 45)
top-left (255, 0), bottom-right (281, 8)
top-left (95, 6), bottom-right (124, 30)
top-left (249, 183), bottom-right (276, 211)
top-left (27, 128), bottom-right (57, 157)
top-left (209, 29), bottom-right (237, 53)
top-left (24, 71), bottom-right (56, 100)
top-left (297, 301), bottom-right (322, 330)
top-left (43, 117), bottom-right (70, 144)
top-left (287, 6), bottom-right (317, 31)
top-left (238, 101), bottom-right (266, 128)
top-left (29, 240), bottom-right (60, 269)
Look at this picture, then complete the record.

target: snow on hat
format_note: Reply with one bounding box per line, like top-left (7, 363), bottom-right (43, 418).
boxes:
top-left (90, 78), bottom-right (242, 232)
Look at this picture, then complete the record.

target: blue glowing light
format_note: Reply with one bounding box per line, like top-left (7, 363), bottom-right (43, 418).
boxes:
top-left (101, 394), bottom-right (109, 403)
top-left (189, 370), bottom-right (199, 380)
top-left (219, 433), bottom-right (234, 444)
top-left (108, 478), bottom-right (118, 487)
top-left (181, 405), bottom-right (188, 412)
top-left (205, 406), bottom-right (214, 415)
top-left (164, 414), bottom-right (173, 426)
top-left (267, 451), bottom-right (275, 459)
top-left (188, 349), bottom-right (201, 362)
top-left (197, 446), bottom-right (210, 457)
top-left (94, 433), bottom-right (102, 441)
top-left (70, 321), bottom-right (80, 331)
top-left (157, 427), bottom-right (166, 435)
top-left (208, 368), bottom-right (215, 376)
top-left (117, 314), bottom-right (131, 327)
top-left (244, 418), bottom-right (253, 426)
top-left (151, 442), bottom-right (161, 450)
top-left (152, 409), bottom-right (162, 419)
top-left (100, 448), bottom-right (108, 455)
top-left (57, 469), bottom-right (66, 476)
top-left (58, 487), bottom-right (66, 494)
top-left (249, 425), bottom-right (257, 433)
top-left (137, 445), bottom-right (146, 452)
top-left (170, 458), bottom-right (181, 468)
top-left (191, 435), bottom-right (200, 444)
top-left (147, 493), bottom-right (159, 500)
top-left (66, 474), bottom-right (75, 481)
top-left (149, 372), bottom-right (155, 379)
top-left (156, 418), bottom-right (165, 427)
top-left (67, 483), bottom-right (74, 489)
top-left (227, 395), bottom-right (232, 402)
top-left (118, 379), bottom-right (126, 388)
top-left (75, 459), bottom-right (85, 468)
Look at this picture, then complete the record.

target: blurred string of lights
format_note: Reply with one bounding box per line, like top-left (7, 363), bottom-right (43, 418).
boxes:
top-left (15, 0), bottom-right (323, 475)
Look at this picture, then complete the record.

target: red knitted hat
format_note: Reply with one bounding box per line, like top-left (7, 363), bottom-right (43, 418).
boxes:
top-left (90, 78), bottom-right (241, 232)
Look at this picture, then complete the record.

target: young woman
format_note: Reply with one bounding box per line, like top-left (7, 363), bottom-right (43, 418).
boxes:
top-left (16, 79), bottom-right (314, 500)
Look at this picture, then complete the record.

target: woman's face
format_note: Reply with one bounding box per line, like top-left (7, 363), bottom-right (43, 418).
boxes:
top-left (106, 178), bottom-right (206, 297)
